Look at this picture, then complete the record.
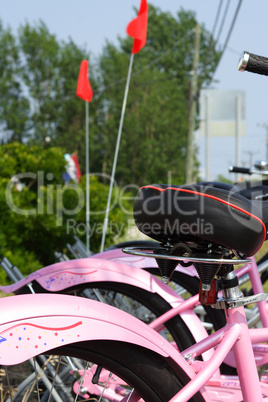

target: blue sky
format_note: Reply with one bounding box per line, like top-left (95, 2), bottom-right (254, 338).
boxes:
top-left (1, 0), bottom-right (268, 181)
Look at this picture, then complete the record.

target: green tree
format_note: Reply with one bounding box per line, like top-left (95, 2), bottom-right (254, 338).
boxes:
top-left (75, 175), bottom-right (131, 252)
top-left (0, 143), bottom-right (71, 276)
top-left (0, 19), bottom-right (100, 168)
top-left (0, 143), bottom-right (130, 282)
top-left (95, 6), bottom-right (220, 186)
top-left (0, 21), bottom-right (30, 142)
top-left (18, 21), bottom-right (100, 158)
top-left (0, 4), bottom-right (220, 186)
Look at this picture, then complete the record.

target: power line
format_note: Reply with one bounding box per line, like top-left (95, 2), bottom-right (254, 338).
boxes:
top-left (215, 0), bottom-right (231, 44)
top-left (213, 0), bottom-right (243, 74)
top-left (212, 0), bottom-right (224, 37)
top-left (227, 46), bottom-right (241, 56)
top-left (94, 2), bottom-right (243, 97)
top-left (221, 0), bottom-right (243, 56)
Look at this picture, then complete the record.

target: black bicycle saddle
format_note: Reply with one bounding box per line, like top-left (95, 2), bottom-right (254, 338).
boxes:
top-left (133, 183), bottom-right (267, 257)
top-left (200, 180), bottom-right (268, 201)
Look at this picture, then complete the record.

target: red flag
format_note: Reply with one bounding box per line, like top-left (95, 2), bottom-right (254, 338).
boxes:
top-left (76, 60), bottom-right (93, 102)
top-left (126, 0), bottom-right (148, 54)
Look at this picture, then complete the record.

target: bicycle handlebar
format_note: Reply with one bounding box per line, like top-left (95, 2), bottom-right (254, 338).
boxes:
top-left (238, 51), bottom-right (268, 76)
top-left (229, 166), bottom-right (252, 174)
top-left (229, 160), bottom-right (268, 176)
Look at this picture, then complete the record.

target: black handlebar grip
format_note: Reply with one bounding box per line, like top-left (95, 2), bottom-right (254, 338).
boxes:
top-left (229, 166), bottom-right (251, 174)
top-left (238, 51), bottom-right (268, 76)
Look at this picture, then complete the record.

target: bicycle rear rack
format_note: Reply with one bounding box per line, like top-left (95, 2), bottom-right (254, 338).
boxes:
top-left (122, 246), bottom-right (250, 265)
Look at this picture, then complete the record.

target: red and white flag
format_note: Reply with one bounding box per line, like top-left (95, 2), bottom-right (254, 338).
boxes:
top-left (71, 153), bottom-right (81, 183)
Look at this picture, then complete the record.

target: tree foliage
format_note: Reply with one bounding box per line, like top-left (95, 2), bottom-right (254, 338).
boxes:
top-left (0, 5), bottom-right (220, 187)
top-left (0, 21), bottom-right (31, 142)
top-left (95, 7), bottom-right (220, 185)
top-left (0, 143), bottom-right (130, 282)
top-left (0, 5), bottom-right (221, 278)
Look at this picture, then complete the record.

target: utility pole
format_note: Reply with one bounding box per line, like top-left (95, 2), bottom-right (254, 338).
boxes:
top-left (204, 94), bottom-right (210, 181)
top-left (258, 123), bottom-right (268, 162)
top-left (185, 24), bottom-right (201, 184)
top-left (235, 94), bottom-right (242, 181)
top-left (246, 150), bottom-right (259, 166)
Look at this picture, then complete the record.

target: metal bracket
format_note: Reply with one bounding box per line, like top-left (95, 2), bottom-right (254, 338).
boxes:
top-left (213, 293), bottom-right (267, 309)
top-left (122, 247), bottom-right (251, 265)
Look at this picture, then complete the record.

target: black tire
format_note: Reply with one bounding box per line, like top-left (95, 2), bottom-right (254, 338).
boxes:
top-left (17, 281), bottom-right (198, 354)
top-left (3, 340), bottom-right (205, 401)
top-left (256, 251), bottom-right (268, 290)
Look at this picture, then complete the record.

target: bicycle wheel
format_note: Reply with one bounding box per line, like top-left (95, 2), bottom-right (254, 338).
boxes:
top-left (9, 273), bottom-right (203, 398)
top-left (2, 340), bottom-right (205, 401)
top-left (19, 280), bottom-right (197, 353)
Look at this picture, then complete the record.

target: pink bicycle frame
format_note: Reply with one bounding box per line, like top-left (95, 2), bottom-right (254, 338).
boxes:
top-left (124, 304), bottom-right (268, 402)
top-left (169, 305), bottom-right (268, 402)
top-left (97, 250), bottom-right (268, 330)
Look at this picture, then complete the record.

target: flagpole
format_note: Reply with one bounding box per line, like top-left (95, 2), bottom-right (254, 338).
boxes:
top-left (76, 59), bottom-right (93, 256)
top-left (85, 100), bottom-right (90, 255)
top-left (100, 53), bottom-right (134, 252)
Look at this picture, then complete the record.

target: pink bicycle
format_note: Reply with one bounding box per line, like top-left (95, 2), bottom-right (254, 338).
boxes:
top-left (3, 157), bottom-right (268, 347)
top-left (1, 181), bottom-right (268, 398)
top-left (2, 50), bottom-right (268, 401)
top-left (1, 178), bottom-right (268, 399)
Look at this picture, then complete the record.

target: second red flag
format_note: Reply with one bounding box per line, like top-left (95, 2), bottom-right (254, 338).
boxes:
top-left (126, 0), bottom-right (148, 54)
top-left (76, 60), bottom-right (93, 102)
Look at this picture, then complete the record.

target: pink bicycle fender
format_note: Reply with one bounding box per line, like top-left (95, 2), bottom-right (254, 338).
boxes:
top-left (0, 258), bottom-right (208, 344)
top-left (0, 258), bottom-right (183, 305)
top-left (0, 293), bottom-right (196, 382)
